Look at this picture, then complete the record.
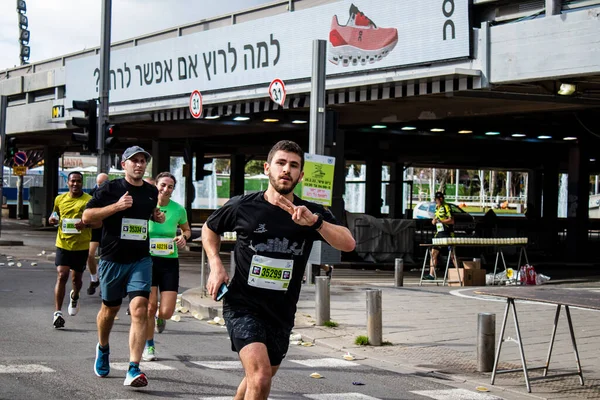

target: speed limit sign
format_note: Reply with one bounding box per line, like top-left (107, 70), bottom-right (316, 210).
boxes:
top-left (189, 90), bottom-right (203, 119)
top-left (268, 79), bottom-right (286, 107)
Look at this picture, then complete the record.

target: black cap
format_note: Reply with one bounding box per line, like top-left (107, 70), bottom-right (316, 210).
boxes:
top-left (435, 192), bottom-right (445, 199)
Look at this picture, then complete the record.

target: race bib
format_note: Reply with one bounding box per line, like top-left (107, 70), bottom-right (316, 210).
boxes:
top-left (436, 222), bottom-right (444, 233)
top-left (150, 238), bottom-right (174, 256)
top-left (248, 255), bottom-right (293, 291)
top-left (121, 218), bottom-right (147, 241)
top-left (62, 218), bottom-right (81, 234)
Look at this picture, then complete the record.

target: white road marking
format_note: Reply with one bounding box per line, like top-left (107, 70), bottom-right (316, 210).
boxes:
top-left (288, 358), bottom-right (360, 368)
top-left (191, 360), bottom-right (243, 369)
top-left (304, 394), bottom-right (381, 400)
top-left (411, 389), bottom-right (504, 400)
top-left (110, 362), bottom-right (175, 371)
top-left (0, 364), bottom-right (54, 373)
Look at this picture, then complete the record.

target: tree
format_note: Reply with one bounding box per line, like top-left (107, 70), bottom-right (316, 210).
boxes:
top-left (245, 160), bottom-right (266, 175)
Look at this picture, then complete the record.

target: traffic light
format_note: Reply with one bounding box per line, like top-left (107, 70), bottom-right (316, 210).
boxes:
top-left (104, 124), bottom-right (119, 149)
top-left (6, 137), bottom-right (18, 159)
top-left (71, 99), bottom-right (97, 153)
top-left (196, 157), bottom-right (214, 179)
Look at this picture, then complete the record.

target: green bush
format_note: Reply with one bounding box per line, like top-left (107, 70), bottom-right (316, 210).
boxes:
top-left (355, 335), bottom-right (369, 346)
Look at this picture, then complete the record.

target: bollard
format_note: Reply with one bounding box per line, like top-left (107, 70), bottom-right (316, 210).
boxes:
top-left (477, 312), bottom-right (496, 372)
top-left (315, 276), bottom-right (330, 325)
top-left (366, 289), bottom-right (382, 346)
top-left (230, 250), bottom-right (236, 278)
top-left (395, 258), bottom-right (404, 287)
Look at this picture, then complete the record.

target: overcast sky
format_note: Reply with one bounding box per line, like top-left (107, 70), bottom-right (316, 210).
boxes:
top-left (0, 0), bottom-right (275, 70)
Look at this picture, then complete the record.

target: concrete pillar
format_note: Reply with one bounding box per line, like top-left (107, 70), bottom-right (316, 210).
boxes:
top-left (230, 154), bottom-right (246, 198)
top-left (43, 146), bottom-right (60, 222)
top-left (365, 157), bottom-right (383, 217)
top-left (151, 140), bottom-right (170, 178)
top-left (542, 163), bottom-right (559, 220)
top-left (527, 169), bottom-right (543, 220)
top-left (388, 162), bottom-right (404, 219)
top-left (567, 145), bottom-right (589, 259)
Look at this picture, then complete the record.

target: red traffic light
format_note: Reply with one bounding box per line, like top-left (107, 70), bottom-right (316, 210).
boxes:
top-left (105, 124), bottom-right (119, 148)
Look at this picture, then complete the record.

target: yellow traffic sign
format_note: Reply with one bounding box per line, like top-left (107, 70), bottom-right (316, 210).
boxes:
top-left (13, 166), bottom-right (27, 176)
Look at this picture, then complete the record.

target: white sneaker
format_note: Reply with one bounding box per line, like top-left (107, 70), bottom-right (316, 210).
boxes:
top-left (68, 290), bottom-right (80, 316)
top-left (142, 346), bottom-right (157, 361)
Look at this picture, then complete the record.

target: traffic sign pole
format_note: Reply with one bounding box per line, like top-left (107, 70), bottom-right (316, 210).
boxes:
top-left (0, 96), bottom-right (7, 236)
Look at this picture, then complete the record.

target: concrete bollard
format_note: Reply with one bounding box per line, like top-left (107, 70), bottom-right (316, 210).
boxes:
top-left (315, 276), bottom-right (330, 325)
top-left (395, 258), bottom-right (404, 287)
top-left (230, 250), bottom-right (236, 278)
top-left (477, 312), bottom-right (496, 372)
top-left (366, 289), bottom-right (382, 346)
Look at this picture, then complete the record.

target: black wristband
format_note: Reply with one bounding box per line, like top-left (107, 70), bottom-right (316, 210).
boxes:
top-left (311, 213), bottom-right (324, 231)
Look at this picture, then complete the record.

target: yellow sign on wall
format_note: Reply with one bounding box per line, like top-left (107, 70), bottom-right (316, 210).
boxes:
top-left (13, 166), bottom-right (27, 176)
top-left (301, 153), bottom-right (335, 206)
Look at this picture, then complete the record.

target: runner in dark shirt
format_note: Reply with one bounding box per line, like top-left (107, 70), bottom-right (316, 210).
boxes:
top-left (203, 140), bottom-right (355, 399)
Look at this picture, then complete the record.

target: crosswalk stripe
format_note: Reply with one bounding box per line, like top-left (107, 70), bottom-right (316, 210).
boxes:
top-left (288, 358), bottom-right (360, 368)
top-left (304, 394), bottom-right (381, 400)
top-left (411, 389), bottom-right (504, 400)
top-left (110, 362), bottom-right (175, 371)
top-left (0, 364), bottom-right (54, 373)
top-left (191, 360), bottom-right (243, 370)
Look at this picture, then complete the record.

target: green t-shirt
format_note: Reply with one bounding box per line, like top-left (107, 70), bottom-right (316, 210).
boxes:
top-left (148, 200), bottom-right (188, 258)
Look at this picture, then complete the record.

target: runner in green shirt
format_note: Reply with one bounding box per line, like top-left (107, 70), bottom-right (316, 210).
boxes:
top-left (143, 172), bottom-right (191, 361)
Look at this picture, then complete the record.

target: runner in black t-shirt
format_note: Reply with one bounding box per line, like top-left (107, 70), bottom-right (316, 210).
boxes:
top-left (82, 146), bottom-right (165, 388)
top-left (203, 140), bottom-right (355, 399)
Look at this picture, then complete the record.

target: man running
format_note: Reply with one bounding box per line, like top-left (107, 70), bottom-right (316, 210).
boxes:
top-left (203, 140), bottom-right (355, 400)
top-left (82, 146), bottom-right (165, 387)
top-left (143, 172), bottom-right (191, 361)
top-left (425, 191), bottom-right (458, 280)
top-left (48, 171), bottom-right (97, 329)
top-left (86, 172), bottom-right (109, 295)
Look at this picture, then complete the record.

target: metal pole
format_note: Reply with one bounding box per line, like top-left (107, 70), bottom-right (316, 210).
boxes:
top-left (315, 276), bottom-right (330, 326)
top-left (366, 289), bottom-right (382, 346)
top-left (455, 169), bottom-right (459, 202)
top-left (309, 39), bottom-right (326, 155)
top-left (16, 175), bottom-right (23, 219)
top-left (394, 258), bottom-right (404, 287)
top-left (0, 96), bottom-right (7, 237)
top-left (478, 312), bottom-right (496, 372)
top-left (97, 0), bottom-right (112, 173)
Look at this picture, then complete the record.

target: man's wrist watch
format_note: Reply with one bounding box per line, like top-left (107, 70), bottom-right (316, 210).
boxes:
top-left (311, 213), bottom-right (324, 231)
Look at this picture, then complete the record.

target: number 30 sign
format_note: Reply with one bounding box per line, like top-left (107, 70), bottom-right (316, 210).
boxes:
top-left (268, 78), bottom-right (286, 107)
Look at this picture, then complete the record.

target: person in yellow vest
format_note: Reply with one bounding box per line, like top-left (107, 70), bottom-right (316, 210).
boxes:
top-left (48, 171), bottom-right (100, 328)
top-left (424, 192), bottom-right (458, 280)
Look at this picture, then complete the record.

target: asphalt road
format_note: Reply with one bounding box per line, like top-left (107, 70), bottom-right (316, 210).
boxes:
top-left (0, 254), bottom-right (509, 400)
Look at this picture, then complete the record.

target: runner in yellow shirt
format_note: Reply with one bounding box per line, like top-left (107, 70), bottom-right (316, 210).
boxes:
top-left (48, 171), bottom-right (99, 328)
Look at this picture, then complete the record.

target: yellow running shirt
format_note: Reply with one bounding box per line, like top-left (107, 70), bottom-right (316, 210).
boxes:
top-left (53, 192), bottom-right (93, 251)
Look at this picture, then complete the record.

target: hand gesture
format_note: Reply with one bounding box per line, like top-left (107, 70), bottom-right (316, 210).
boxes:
top-left (206, 260), bottom-right (229, 301)
top-left (174, 235), bottom-right (186, 249)
top-left (275, 194), bottom-right (318, 227)
top-left (153, 208), bottom-right (166, 223)
top-left (116, 191), bottom-right (133, 211)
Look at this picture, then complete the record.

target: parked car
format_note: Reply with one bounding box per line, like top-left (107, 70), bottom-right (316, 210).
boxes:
top-left (413, 201), bottom-right (476, 234)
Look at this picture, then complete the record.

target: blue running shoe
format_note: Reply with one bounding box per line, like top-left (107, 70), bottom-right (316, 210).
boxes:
top-left (124, 364), bottom-right (148, 387)
top-left (94, 343), bottom-right (110, 377)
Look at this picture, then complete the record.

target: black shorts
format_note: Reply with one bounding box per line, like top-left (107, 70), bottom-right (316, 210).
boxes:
top-left (55, 248), bottom-right (88, 272)
top-left (151, 256), bottom-right (179, 292)
top-left (91, 227), bottom-right (102, 243)
top-left (433, 231), bottom-right (454, 253)
top-left (223, 309), bottom-right (291, 366)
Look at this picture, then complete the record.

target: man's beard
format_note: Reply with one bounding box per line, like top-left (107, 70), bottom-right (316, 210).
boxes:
top-left (269, 172), bottom-right (299, 195)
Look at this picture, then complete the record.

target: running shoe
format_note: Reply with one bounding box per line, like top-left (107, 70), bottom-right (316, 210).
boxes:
top-left (124, 365), bottom-right (148, 387)
top-left (87, 281), bottom-right (99, 295)
top-left (422, 274), bottom-right (435, 281)
top-left (53, 311), bottom-right (65, 329)
top-left (94, 343), bottom-right (110, 377)
top-left (126, 306), bottom-right (130, 316)
top-left (68, 290), bottom-right (79, 316)
top-left (155, 317), bottom-right (166, 334)
top-left (328, 4), bottom-right (398, 67)
top-left (142, 345), bottom-right (157, 361)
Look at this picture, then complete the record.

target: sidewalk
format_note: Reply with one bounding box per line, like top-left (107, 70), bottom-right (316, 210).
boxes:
top-left (182, 276), bottom-right (600, 400)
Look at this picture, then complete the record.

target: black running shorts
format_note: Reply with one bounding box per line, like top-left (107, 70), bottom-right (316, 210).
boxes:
top-left (55, 247), bottom-right (88, 272)
top-left (150, 256), bottom-right (180, 292)
top-left (223, 309), bottom-right (291, 366)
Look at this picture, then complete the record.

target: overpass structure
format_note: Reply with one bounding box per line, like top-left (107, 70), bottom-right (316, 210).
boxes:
top-left (1, 0), bottom-right (600, 262)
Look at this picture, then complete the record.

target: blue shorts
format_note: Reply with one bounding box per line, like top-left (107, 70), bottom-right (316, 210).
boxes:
top-left (98, 257), bottom-right (152, 307)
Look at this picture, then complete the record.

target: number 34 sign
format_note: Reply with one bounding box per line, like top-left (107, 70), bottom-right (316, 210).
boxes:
top-left (268, 78), bottom-right (286, 107)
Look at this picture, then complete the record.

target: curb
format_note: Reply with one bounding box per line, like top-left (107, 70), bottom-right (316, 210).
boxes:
top-left (180, 288), bottom-right (223, 320)
top-left (0, 240), bottom-right (24, 246)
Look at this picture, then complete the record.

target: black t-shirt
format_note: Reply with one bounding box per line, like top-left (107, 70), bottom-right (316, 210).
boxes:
top-left (86, 178), bottom-right (158, 263)
top-left (206, 191), bottom-right (338, 329)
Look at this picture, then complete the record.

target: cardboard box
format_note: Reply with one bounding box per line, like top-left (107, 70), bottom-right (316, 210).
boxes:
top-left (463, 259), bottom-right (481, 269)
top-left (448, 268), bottom-right (487, 286)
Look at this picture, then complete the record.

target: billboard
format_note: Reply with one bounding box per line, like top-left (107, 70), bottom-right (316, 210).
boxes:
top-left (66, 0), bottom-right (471, 105)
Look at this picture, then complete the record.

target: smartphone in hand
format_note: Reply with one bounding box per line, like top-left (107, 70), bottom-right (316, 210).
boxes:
top-left (216, 282), bottom-right (229, 301)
